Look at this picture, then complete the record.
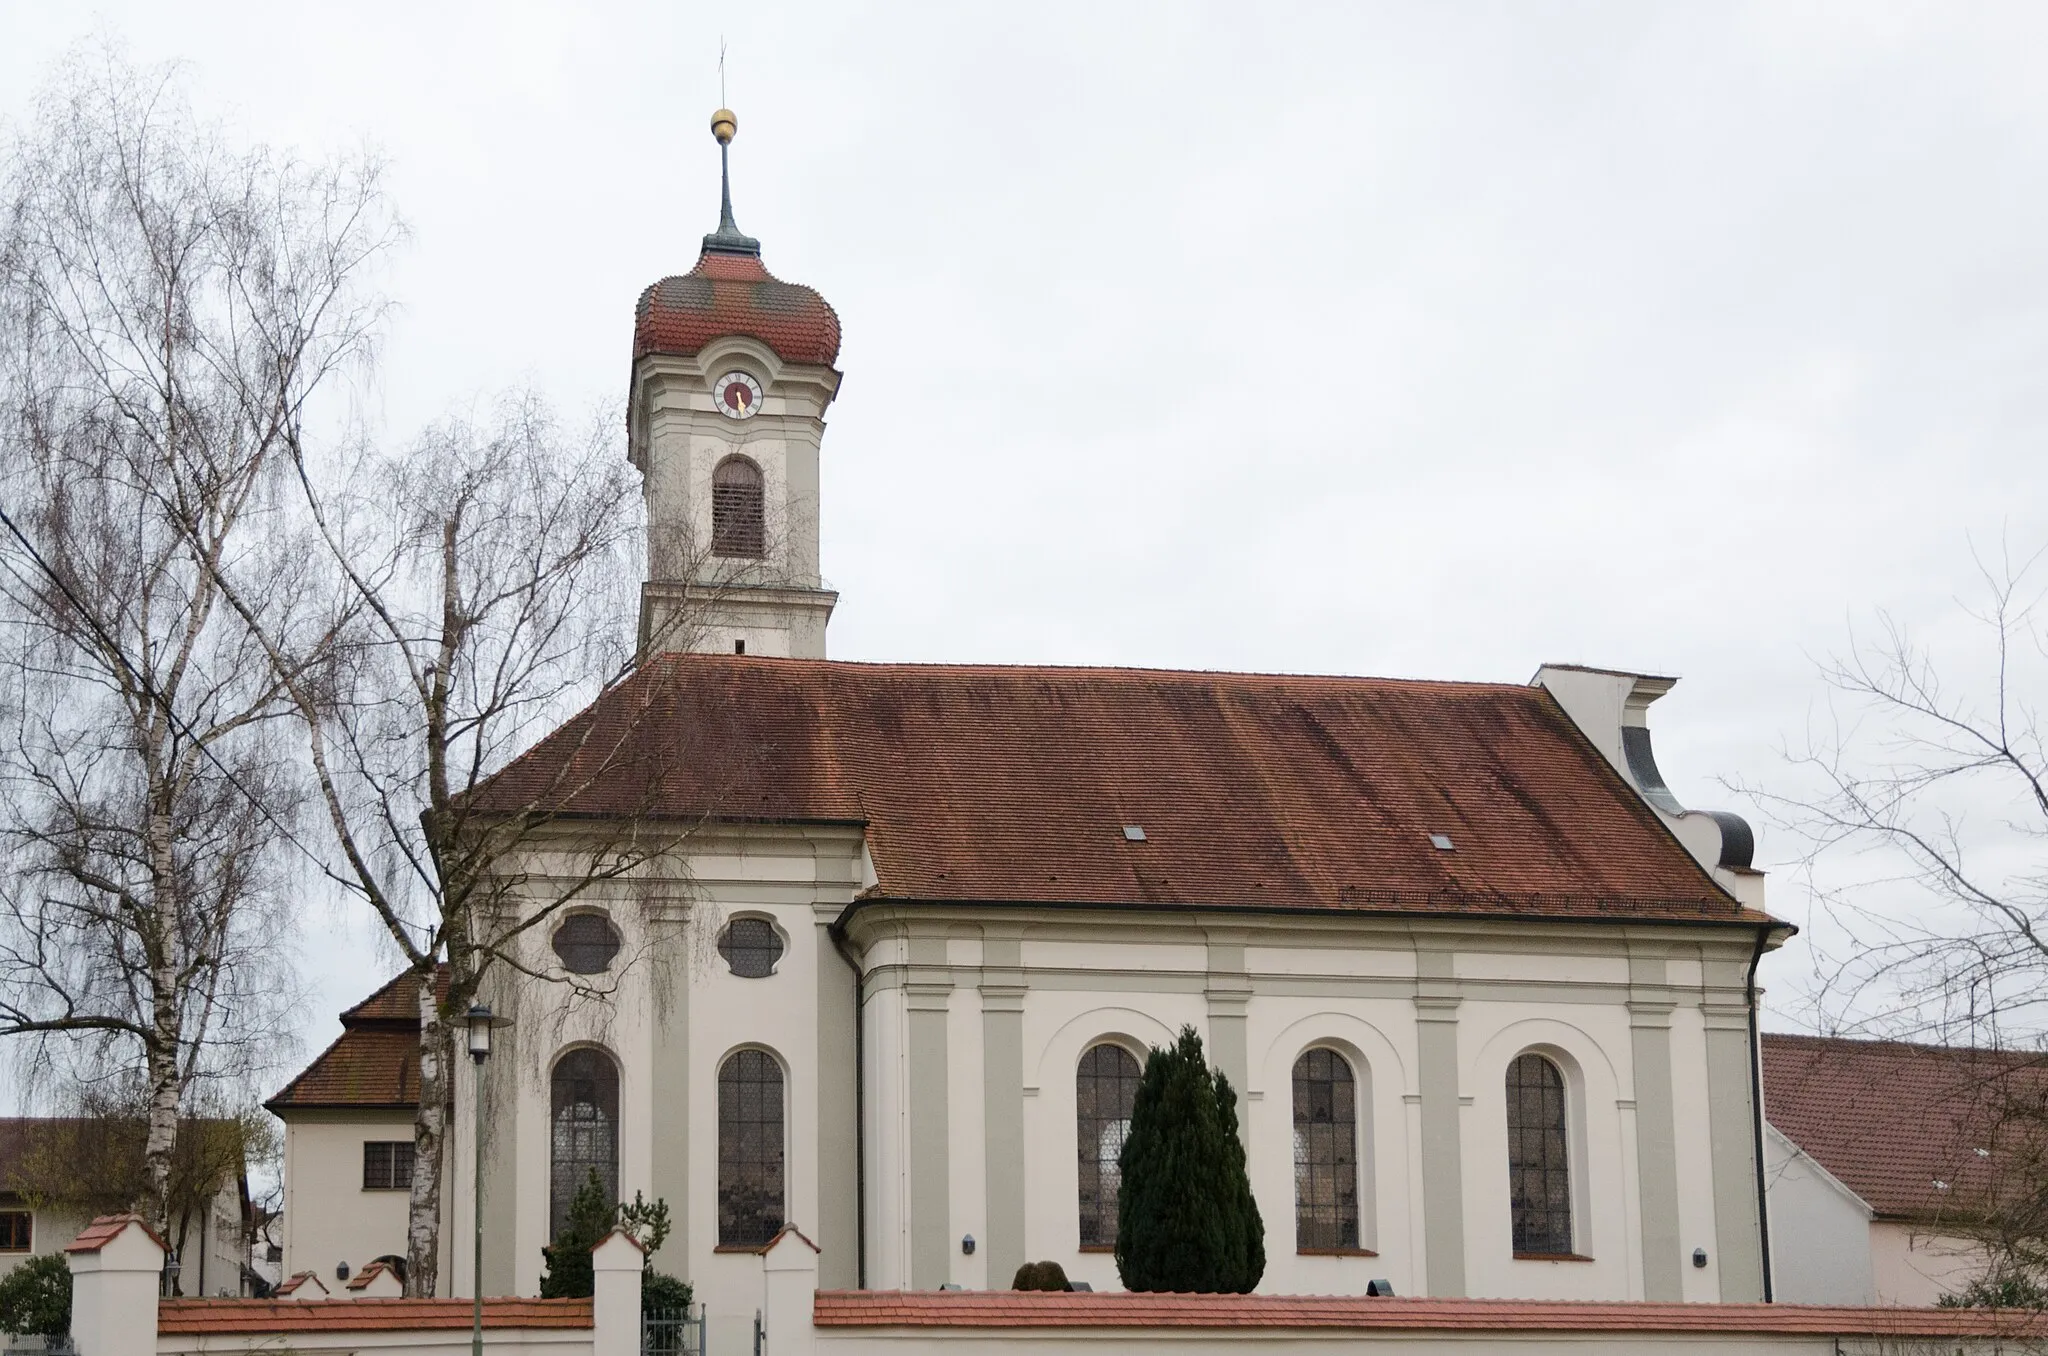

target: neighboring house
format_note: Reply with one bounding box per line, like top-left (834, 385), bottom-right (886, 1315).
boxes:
top-left (1762, 1033), bottom-right (2023, 1306)
top-left (0, 1119), bottom-right (252, 1297)
top-left (270, 113), bottom-right (1791, 1345)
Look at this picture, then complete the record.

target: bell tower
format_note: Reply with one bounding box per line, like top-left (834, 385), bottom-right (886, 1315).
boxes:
top-left (628, 108), bottom-right (842, 658)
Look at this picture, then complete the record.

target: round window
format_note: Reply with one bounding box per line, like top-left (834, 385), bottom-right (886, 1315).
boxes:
top-left (718, 917), bottom-right (784, 978)
top-left (552, 913), bottom-right (622, 974)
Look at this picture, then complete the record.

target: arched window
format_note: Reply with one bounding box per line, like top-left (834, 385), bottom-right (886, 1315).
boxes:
top-left (1507, 1052), bottom-right (1573, 1256)
top-left (718, 1049), bottom-right (785, 1247)
top-left (712, 456), bottom-right (765, 558)
top-left (550, 1048), bottom-right (620, 1241)
top-left (1293, 1047), bottom-right (1360, 1251)
top-left (1076, 1043), bottom-right (1141, 1248)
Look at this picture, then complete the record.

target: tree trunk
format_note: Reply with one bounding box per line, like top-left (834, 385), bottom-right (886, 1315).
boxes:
top-left (408, 978), bottom-right (450, 1296)
top-left (141, 805), bottom-right (183, 1239)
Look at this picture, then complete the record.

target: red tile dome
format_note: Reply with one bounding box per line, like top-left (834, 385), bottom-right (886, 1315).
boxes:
top-left (633, 249), bottom-right (841, 368)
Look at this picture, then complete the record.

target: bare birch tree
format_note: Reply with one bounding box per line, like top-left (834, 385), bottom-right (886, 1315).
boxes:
top-left (0, 49), bottom-right (394, 1234)
top-left (1747, 543), bottom-right (2048, 1292)
top-left (215, 390), bottom-right (727, 1296)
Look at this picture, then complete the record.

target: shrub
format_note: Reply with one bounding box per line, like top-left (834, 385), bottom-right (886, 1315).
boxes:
top-left (1011, 1260), bottom-right (1072, 1291)
top-left (1939, 1269), bottom-right (2048, 1309)
top-left (0, 1254), bottom-right (71, 1338)
top-left (641, 1271), bottom-right (693, 1314)
top-left (1113, 1025), bottom-right (1265, 1293)
top-left (539, 1171), bottom-right (618, 1298)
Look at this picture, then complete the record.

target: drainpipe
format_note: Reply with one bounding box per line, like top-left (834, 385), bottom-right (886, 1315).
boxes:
top-left (829, 923), bottom-right (867, 1289)
top-left (1746, 924), bottom-right (1775, 1302)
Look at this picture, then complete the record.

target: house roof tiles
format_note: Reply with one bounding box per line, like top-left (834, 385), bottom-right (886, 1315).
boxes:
top-left (634, 250), bottom-right (840, 368)
top-left (1761, 1032), bottom-right (2042, 1221)
top-left (477, 656), bottom-right (1755, 925)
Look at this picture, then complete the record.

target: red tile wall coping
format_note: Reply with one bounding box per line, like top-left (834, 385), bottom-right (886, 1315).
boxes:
top-left (811, 1291), bottom-right (2048, 1337)
top-left (65, 1213), bottom-right (167, 1255)
top-left (157, 1299), bottom-right (592, 1335)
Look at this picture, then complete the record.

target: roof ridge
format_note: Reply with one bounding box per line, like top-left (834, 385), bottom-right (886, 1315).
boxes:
top-left (644, 653), bottom-right (1540, 692)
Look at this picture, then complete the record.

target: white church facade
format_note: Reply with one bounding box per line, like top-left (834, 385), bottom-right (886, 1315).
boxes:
top-left (269, 110), bottom-right (1794, 1331)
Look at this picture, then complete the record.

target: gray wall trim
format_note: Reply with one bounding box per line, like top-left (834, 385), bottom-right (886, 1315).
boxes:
top-left (1627, 954), bottom-right (1682, 1300)
top-left (1415, 950), bottom-right (1466, 1297)
top-left (815, 908), bottom-right (859, 1287)
top-left (863, 966), bottom-right (1653, 1008)
top-left (981, 929), bottom-right (1026, 1289)
top-left (1703, 1012), bottom-right (1766, 1300)
top-left (649, 952), bottom-right (688, 1282)
top-left (906, 936), bottom-right (953, 1289)
top-left (1206, 934), bottom-right (1252, 1135)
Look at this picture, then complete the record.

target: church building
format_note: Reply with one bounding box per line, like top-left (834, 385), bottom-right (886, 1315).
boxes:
top-left (268, 109), bottom-right (1789, 1333)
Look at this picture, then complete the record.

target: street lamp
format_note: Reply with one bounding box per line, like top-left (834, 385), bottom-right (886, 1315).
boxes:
top-left (467, 1004), bottom-right (497, 1356)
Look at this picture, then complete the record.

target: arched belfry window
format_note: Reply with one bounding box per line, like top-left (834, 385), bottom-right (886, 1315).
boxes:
top-left (550, 1048), bottom-right (620, 1241)
top-left (1076, 1043), bottom-right (1141, 1248)
top-left (718, 1049), bottom-right (785, 1247)
top-left (1506, 1052), bottom-right (1573, 1256)
top-left (1293, 1047), bottom-right (1360, 1251)
top-left (711, 456), bottom-right (765, 558)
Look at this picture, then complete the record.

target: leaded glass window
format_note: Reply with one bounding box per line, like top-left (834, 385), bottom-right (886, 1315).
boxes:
top-left (1076, 1043), bottom-right (1141, 1248)
top-left (552, 913), bottom-right (621, 974)
top-left (718, 918), bottom-right (784, 978)
top-left (1507, 1052), bottom-right (1573, 1256)
top-left (1293, 1047), bottom-right (1360, 1250)
top-left (550, 1048), bottom-right (620, 1242)
top-left (718, 1049), bottom-right (785, 1247)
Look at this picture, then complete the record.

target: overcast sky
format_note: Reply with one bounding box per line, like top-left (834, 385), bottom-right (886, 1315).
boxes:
top-left (6, 2), bottom-right (2046, 1079)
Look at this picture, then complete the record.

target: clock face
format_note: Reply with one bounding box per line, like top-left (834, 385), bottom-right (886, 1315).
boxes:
top-left (714, 371), bottom-right (764, 420)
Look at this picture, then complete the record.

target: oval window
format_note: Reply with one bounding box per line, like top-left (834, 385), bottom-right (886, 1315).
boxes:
top-left (718, 918), bottom-right (784, 978)
top-left (552, 913), bottom-right (622, 974)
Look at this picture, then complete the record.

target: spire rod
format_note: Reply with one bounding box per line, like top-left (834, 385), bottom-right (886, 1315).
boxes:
top-left (703, 108), bottom-right (761, 257)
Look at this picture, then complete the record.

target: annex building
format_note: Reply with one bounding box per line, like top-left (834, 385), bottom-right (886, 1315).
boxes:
top-left (261, 108), bottom-right (1894, 1346)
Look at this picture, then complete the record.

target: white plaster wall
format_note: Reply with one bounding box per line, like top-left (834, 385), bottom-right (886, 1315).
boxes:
top-left (1869, 1221), bottom-right (1989, 1307)
top-left (1667, 1003), bottom-right (1726, 1303)
top-left (1761, 1125), bottom-right (1872, 1306)
top-left (280, 1112), bottom-right (415, 1281)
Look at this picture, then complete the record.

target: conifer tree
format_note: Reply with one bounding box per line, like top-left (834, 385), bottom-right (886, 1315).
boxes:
top-left (1114, 1026), bottom-right (1265, 1292)
top-left (539, 1171), bottom-right (616, 1298)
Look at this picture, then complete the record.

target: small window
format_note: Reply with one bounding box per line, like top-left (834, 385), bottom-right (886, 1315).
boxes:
top-left (0, 1211), bottom-right (29, 1251)
top-left (718, 918), bottom-right (784, 978)
top-left (1507, 1052), bottom-right (1573, 1256)
top-left (362, 1141), bottom-right (416, 1191)
top-left (712, 456), bottom-right (765, 558)
top-left (552, 913), bottom-right (622, 974)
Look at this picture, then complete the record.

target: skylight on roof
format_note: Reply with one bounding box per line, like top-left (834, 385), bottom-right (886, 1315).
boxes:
top-left (1123, 825), bottom-right (1147, 842)
top-left (1429, 833), bottom-right (1455, 851)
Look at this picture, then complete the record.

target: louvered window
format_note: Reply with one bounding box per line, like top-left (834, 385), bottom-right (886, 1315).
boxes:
top-left (1507, 1052), bottom-right (1573, 1256)
top-left (712, 456), bottom-right (765, 558)
top-left (1293, 1048), bottom-right (1360, 1250)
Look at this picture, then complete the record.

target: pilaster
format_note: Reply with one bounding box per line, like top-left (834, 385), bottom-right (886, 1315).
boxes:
top-left (905, 936), bottom-right (953, 1288)
top-left (980, 928), bottom-right (1027, 1290)
top-left (1414, 949), bottom-right (1466, 1297)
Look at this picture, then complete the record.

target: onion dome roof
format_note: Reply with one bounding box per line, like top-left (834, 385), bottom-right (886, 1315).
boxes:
top-left (633, 107), bottom-right (841, 368)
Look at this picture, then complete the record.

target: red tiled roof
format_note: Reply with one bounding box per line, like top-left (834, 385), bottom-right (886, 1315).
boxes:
top-left (477, 657), bottom-right (1755, 925)
top-left (157, 1299), bottom-right (590, 1334)
top-left (1761, 1032), bottom-right (2042, 1221)
top-left (812, 1291), bottom-right (2048, 1337)
top-left (65, 1213), bottom-right (166, 1255)
top-left (634, 250), bottom-right (840, 367)
top-left (268, 966), bottom-right (450, 1112)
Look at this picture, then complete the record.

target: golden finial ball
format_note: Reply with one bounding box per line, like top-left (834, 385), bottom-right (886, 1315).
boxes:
top-left (710, 109), bottom-right (738, 145)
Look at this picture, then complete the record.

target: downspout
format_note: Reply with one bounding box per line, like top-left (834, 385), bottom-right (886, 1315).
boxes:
top-left (1746, 924), bottom-right (1775, 1302)
top-left (828, 923), bottom-right (867, 1289)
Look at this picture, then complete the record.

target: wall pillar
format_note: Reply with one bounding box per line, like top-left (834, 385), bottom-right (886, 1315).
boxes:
top-left (1704, 978), bottom-right (1766, 1301)
top-left (592, 1228), bottom-right (646, 1356)
top-left (1205, 932), bottom-right (1252, 1135)
top-left (905, 936), bottom-right (953, 1289)
top-left (980, 929), bottom-right (1027, 1291)
top-left (762, 1226), bottom-right (821, 1356)
top-left (65, 1215), bottom-right (164, 1356)
top-left (813, 899), bottom-right (859, 1288)
top-left (1414, 949), bottom-right (1467, 1297)
top-left (1629, 952), bottom-right (1683, 1301)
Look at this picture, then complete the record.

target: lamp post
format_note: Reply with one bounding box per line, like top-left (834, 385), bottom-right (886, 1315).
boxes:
top-left (466, 1004), bottom-right (496, 1356)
